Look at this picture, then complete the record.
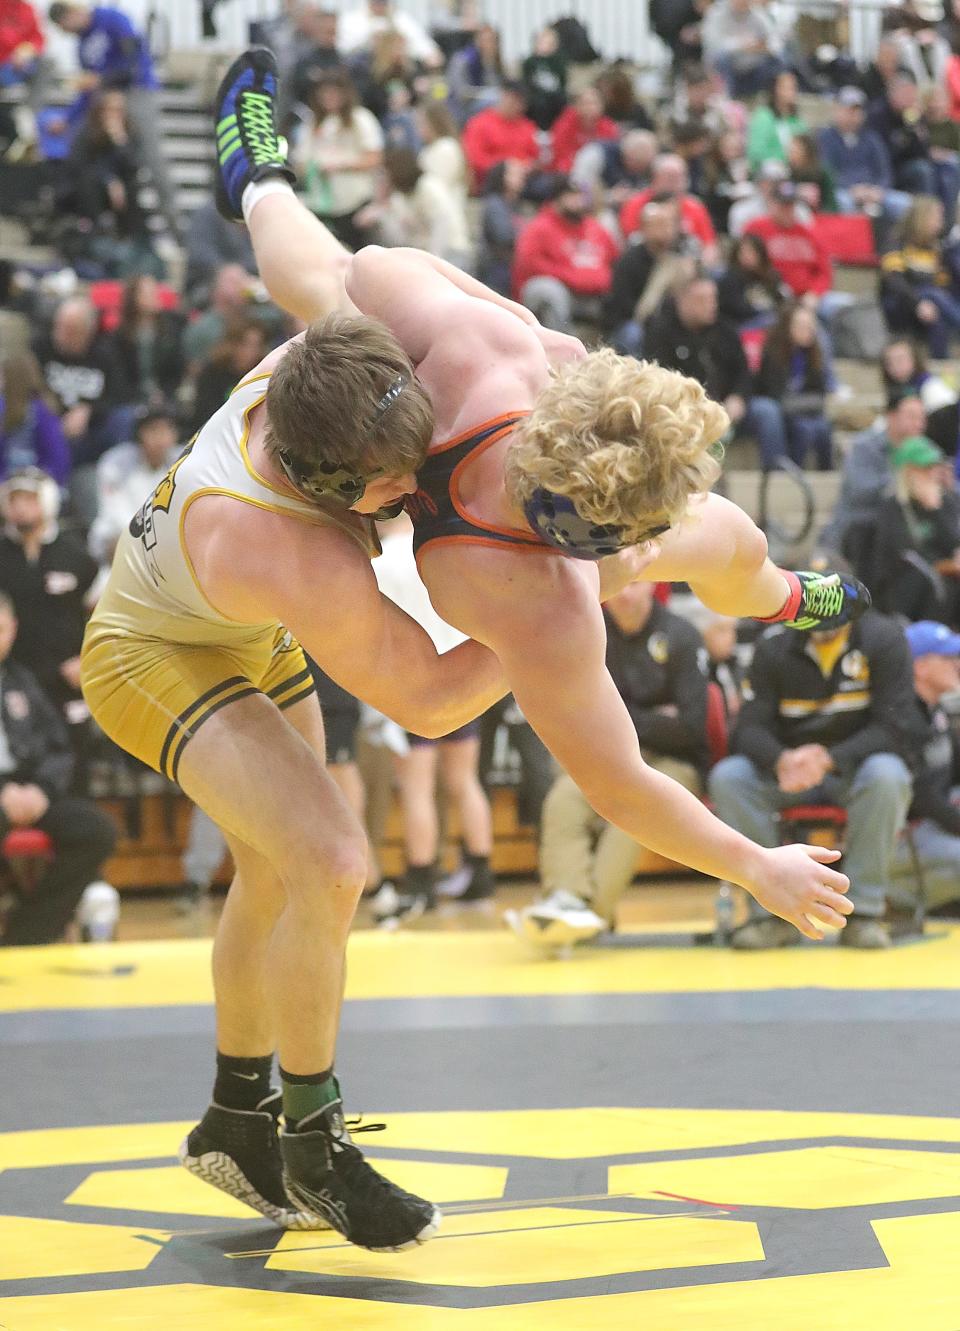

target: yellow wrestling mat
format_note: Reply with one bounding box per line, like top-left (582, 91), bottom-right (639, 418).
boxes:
top-left (0, 929), bottom-right (958, 1329)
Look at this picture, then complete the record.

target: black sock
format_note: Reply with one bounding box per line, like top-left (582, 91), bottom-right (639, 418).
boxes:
top-left (213, 1052), bottom-right (274, 1111)
top-left (280, 1065), bottom-right (338, 1130)
top-left (465, 851), bottom-right (489, 870)
top-left (405, 862), bottom-right (436, 899)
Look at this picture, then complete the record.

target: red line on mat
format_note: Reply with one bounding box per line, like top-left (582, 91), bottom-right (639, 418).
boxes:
top-left (652, 1190), bottom-right (741, 1211)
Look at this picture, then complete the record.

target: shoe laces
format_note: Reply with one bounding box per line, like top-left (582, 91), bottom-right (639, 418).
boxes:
top-left (238, 90), bottom-right (282, 165)
top-left (799, 573), bottom-right (845, 619)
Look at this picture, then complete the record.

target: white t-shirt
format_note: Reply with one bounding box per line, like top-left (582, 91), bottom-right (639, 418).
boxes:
top-left (380, 174), bottom-right (471, 260)
top-left (296, 107), bottom-right (384, 217)
top-left (419, 136), bottom-right (469, 202)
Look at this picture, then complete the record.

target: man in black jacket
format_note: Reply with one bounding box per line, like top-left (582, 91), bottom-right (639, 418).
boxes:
top-left (0, 591), bottom-right (115, 945)
top-left (708, 611), bottom-right (915, 948)
top-left (891, 620), bottom-right (960, 915)
top-left (642, 272), bottom-right (788, 467)
top-left (602, 197), bottom-right (694, 356)
top-left (508, 581), bottom-right (709, 947)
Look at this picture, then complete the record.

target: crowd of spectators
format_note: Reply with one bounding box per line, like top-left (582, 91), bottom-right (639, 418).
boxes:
top-left (7, 0), bottom-right (960, 945)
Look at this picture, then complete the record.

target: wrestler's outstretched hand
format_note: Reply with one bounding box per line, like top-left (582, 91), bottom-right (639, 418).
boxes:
top-left (749, 844), bottom-right (853, 941)
top-left (597, 542), bottom-right (665, 601)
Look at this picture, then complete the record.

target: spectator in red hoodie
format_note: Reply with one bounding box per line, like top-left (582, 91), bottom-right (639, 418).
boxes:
top-left (619, 153), bottom-right (719, 264)
top-left (512, 176), bottom-right (619, 330)
top-left (743, 180), bottom-right (850, 329)
top-left (550, 85), bottom-right (619, 174)
top-left (0, 0), bottom-right (48, 152)
top-left (461, 81), bottom-right (540, 192)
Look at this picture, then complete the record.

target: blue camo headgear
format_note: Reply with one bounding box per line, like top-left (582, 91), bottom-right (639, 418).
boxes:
top-left (522, 488), bottom-right (634, 560)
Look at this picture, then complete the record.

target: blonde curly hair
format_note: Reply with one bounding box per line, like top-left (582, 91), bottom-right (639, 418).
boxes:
top-left (505, 350), bottom-right (727, 541)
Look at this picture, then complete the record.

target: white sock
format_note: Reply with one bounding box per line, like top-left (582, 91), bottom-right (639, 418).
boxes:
top-left (241, 178), bottom-right (295, 227)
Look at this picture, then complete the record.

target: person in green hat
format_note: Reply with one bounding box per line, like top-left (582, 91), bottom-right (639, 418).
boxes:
top-left (865, 434), bottom-right (960, 623)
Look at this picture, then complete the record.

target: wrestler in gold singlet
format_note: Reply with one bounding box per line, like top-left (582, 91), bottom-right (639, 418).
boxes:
top-left (80, 375), bottom-right (379, 783)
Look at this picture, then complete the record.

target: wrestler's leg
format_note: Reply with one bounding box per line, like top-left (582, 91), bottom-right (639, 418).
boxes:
top-left (245, 189), bottom-right (359, 325)
top-left (640, 493), bottom-right (793, 618)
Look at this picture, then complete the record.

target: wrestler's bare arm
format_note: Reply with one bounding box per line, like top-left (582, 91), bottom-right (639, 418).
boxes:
top-left (430, 548), bottom-right (851, 937)
top-left (184, 500), bottom-right (507, 736)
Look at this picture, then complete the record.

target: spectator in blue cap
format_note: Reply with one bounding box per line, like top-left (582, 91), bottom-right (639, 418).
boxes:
top-left (894, 620), bottom-right (960, 918)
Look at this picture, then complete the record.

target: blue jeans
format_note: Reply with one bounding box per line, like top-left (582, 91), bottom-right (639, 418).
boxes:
top-left (896, 157), bottom-right (960, 219)
top-left (736, 396), bottom-right (787, 469)
top-left (917, 285), bottom-right (960, 358)
top-left (708, 752), bottom-right (913, 917)
top-left (711, 53), bottom-right (784, 98)
top-left (787, 414), bottom-right (832, 469)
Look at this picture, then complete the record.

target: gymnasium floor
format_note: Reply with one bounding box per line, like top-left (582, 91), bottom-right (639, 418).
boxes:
top-left (2, 891), bottom-right (960, 1330)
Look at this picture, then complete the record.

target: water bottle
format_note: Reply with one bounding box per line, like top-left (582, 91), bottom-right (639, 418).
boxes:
top-left (76, 881), bottom-right (120, 943)
top-left (714, 881), bottom-right (736, 946)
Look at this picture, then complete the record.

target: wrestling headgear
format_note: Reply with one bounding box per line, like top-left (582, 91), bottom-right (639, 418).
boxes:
top-left (522, 488), bottom-right (670, 560)
top-left (275, 373), bottom-right (409, 513)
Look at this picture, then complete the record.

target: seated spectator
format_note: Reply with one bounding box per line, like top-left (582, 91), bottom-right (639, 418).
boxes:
top-left (880, 195), bottom-right (960, 356)
top-left (869, 73), bottom-right (959, 216)
top-left (0, 591), bottom-right (115, 947)
top-left (787, 133), bottom-right (837, 214)
top-left (576, 128), bottom-right (657, 206)
top-left (48, 0), bottom-right (180, 240)
top-left (476, 158), bottom-right (528, 295)
top-left (89, 405), bottom-right (180, 568)
top-left (0, 468), bottom-right (97, 762)
top-left (891, 620), bottom-right (960, 916)
top-left (446, 22), bottom-right (504, 123)
top-left (182, 263), bottom-right (280, 368)
top-left (596, 62), bottom-right (655, 134)
top-left (0, 0), bottom-right (48, 157)
top-left (189, 319), bottom-right (269, 436)
top-left (744, 180), bottom-right (848, 329)
top-left (644, 271), bottom-right (789, 468)
top-left (860, 34), bottom-right (911, 103)
top-left (602, 198), bottom-right (696, 356)
top-left (671, 62), bottom-right (747, 139)
top-left (512, 176), bottom-right (619, 331)
top-left (337, 0), bottom-right (443, 67)
top-left (885, 0), bottom-right (950, 87)
top-left (702, 0), bottom-right (784, 98)
top-left (365, 146), bottom-right (471, 268)
top-left (521, 26), bottom-right (568, 133)
top-left (620, 152), bottom-right (719, 264)
top-left (881, 337), bottom-right (957, 412)
top-left (754, 303), bottom-right (835, 469)
top-left (650, 0), bottom-right (707, 71)
top-left (747, 70), bottom-right (806, 171)
top-left (670, 116), bottom-right (713, 197)
top-left (682, 600), bottom-right (743, 718)
top-left (32, 295), bottom-right (126, 478)
top-left (353, 28), bottom-right (425, 138)
top-left (65, 89), bottom-right (162, 279)
top-left (461, 81), bottom-right (540, 193)
top-left (702, 128), bottom-right (753, 233)
top-left (818, 87), bottom-right (911, 241)
top-left (947, 33), bottom-right (960, 120)
top-left (111, 274), bottom-right (185, 408)
top-left (288, 5), bottom-right (343, 110)
top-left (0, 353), bottom-right (70, 487)
top-left (728, 157), bottom-right (812, 237)
top-left (927, 80), bottom-right (960, 186)
top-left (716, 231), bottom-right (789, 329)
top-left (183, 201), bottom-right (257, 303)
top-left (709, 610), bottom-right (915, 949)
top-left (417, 101), bottom-right (469, 204)
top-left (508, 581), bottom-right (708, 948)
top-left (292, 69), bottom-right (384, 251)
top-left (866, 435), bottom-right (960, 622)
top-left (549, 85), bottom-right (618, 174)
top-left (820, 389), bottom-right (928, 565)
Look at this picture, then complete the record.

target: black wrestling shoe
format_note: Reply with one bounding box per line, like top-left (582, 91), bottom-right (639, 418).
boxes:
top-left (782, 570), bottom-right (871, 632)
top-left (281, 1094), bottom-right (441, 1251)
top-left (179, 1090), bottom-right (321, 1229)
top-left (213, 47), bottom-right (296, 221)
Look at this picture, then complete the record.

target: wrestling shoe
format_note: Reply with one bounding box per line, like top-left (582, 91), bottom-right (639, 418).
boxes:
top-left (781, 570), bottom-right (871, 632)
top-left (213, 47), bottom-right (296, 221)
top-left (281, 1094), bottom-right (441, 1250)
top-left (179, 1090), bottom-right (322, 1229)
top-left (505, 889), bottom-right (607, 949)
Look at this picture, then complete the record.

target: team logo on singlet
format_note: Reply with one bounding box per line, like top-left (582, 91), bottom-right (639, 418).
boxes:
top-left (129, 440), bottom-right (196, 546)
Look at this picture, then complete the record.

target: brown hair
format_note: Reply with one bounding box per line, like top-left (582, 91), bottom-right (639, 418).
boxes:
top-left (384, 146), bottom-right (421, 194)
top-left (264, 314), bottom-right (434, 479)
top-left (421, 100), bottom-right (458, 142)
top-left (763, 302), bottom-right (826, 379)
top-left (311, 70), bottom-right (359, 130)
top-left (1, 352), bottom-right (46, 433)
